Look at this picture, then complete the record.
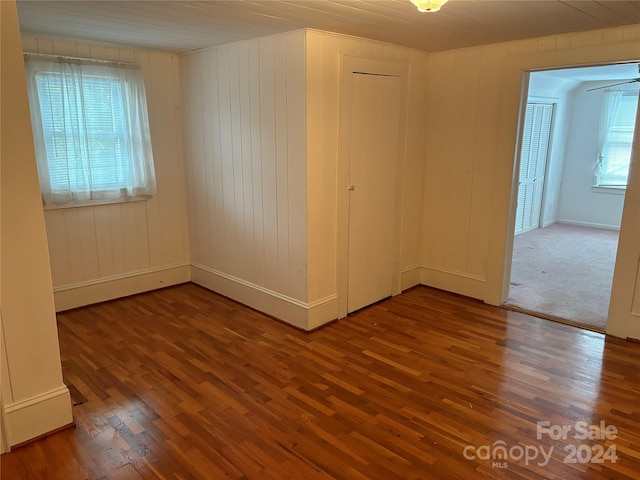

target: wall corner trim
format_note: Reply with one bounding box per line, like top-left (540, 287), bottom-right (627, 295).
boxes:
top-left (419, 266), bottom-right (486, 300)
top-left (4, 385), bottom-right (73, 447)
top-left (191, 264), bottom-right (337, 330)
top-left (401, 264), bottom-right (421, 291)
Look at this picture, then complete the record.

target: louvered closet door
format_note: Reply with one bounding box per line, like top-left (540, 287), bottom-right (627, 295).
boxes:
top-left (515, 102), bottom-right (554, 235)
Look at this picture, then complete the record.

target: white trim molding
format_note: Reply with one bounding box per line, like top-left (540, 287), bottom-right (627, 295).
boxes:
top-left (4, 385), bottom-right (73, 446)
top-left (0, 411), bottom-right (6, 453)
top-left (556, 219), bottom-right (621, 231)
top-left (420, 266), bottom-right (486, 300)
top-left (401, 264), bottom-right (421, 291)
top-left (53, 263), bottom-right (191, 312)
top-left (0, 319), bottom-right (10, 453)
top-left (191, 264), bottom-right (338, 331)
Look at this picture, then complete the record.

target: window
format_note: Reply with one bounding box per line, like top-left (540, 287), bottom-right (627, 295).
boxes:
top-left (596, 89), bottom-right (639, 187)
top-left (25, 55), bottom-right (157, 207)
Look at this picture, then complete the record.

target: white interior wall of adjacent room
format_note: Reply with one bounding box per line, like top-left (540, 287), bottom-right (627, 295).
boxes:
top-left (527, 73), bottom-right (577, 228)
top-left (21, 36), bottom-right (191, 311)
top-left (556, 80), bottom-right (627, 229)
top-left (420, 24), bottom-right (640, 320)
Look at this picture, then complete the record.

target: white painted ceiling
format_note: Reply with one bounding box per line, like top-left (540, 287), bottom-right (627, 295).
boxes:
top-left (16, 1), bottom-right (640, 54)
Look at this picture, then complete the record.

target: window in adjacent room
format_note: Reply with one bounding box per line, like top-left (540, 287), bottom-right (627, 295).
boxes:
top-left (595, 89), bottom-right (639, 188)
top-left (24, 54), bottom-right (157, 208)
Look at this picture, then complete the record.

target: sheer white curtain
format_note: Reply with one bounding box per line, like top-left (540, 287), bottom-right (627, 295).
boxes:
top-left (595, 89), bottom-right (623, 184)
top-left (24, 56), bottom-right (157, 207)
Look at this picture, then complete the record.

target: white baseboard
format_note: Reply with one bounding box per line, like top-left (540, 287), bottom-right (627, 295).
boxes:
top-left (542, 219), bottom-right (557, 228)
top-left (4, 385), bottom-right (73, 446)
top-left (0, 406), bottom-right (7, 453)
top-left (401, 265), bottom-right (421, 291)
top-left (307, 295), bottom-right (339, 330)
top-left (191, 264), bottom-right (337, 331)
top-left (556, 219), bottom-right (620, 231)
top-left (419, 266), bottom-right (486, 300)
top-left (53, 264), bottom-right (191, 312)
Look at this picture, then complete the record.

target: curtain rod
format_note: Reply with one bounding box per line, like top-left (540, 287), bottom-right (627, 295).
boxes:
top-left (24, 52), bottom-right (139, 69)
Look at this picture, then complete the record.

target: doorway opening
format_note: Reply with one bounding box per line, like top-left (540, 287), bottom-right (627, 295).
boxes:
top-left (506, 63), bottom-right (639, 332)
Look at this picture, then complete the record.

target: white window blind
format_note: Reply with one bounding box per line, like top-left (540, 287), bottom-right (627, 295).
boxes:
top-left (597, 90), bottom-right (639, 187)
top-left (25, 55), bottom-right (157, 207)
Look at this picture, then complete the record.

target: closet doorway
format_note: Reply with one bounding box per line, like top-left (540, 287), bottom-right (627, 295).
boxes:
top-left (514, 101), bottom-right (554, 235)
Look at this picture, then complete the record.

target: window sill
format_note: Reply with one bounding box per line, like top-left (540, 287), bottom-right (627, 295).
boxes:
top-left (43, 195), bottom-right (151, 211)
top-left (591, 185), bottom-right (626, 195)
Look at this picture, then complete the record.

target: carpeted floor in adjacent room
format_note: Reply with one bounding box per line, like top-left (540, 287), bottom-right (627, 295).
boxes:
top-left (506, 223), bottom-right (619, 332)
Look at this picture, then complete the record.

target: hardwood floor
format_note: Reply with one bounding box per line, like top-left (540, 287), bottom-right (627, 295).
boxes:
top-left (2, 283), bottom-right (640, 479)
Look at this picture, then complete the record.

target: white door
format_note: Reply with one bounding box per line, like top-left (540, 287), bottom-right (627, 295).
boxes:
top-left (515, 102), bottom-right (554, 235)
top-left (347, 73), bottom-right (403, 313)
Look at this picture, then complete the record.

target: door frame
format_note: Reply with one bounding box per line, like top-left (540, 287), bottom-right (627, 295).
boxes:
top-left (503, 63), bottom-right (640, 338)
top-left (1, 315), bottom-right (10, 453)
top-left (607, 87), bottom-right (640, 338)
top-left (336, 55), bottom-right (409, 319)
top-left (500, 71), bottom-right (532, 302)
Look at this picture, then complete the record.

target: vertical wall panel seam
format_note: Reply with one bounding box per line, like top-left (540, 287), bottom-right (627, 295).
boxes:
top-left (258, 41), bottom-right (267, 289)
top-left (284, 40), bottom-right (291, 298)
top-left (465, 54), bottom-right (483, 273)
top-left (246, 45), bottom-right (258, 284)
top-left (204, 51), bottom-right (214, 267)
top-left (273, 41), bottom-right (280, 292)
top-left (216, 48), bottom-right (229, 272)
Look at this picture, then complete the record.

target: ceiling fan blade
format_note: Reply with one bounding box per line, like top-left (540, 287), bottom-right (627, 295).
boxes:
top-left (586, 78), bottom-right (640, 92)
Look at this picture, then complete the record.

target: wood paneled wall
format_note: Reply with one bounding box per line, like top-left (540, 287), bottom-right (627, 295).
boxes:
top-left (21, 36), bottom-right (190, 310)
top-left (182, 30), bottom-right (428, 329)
top-left (420, 25), bottom-right (640, 337)
top-left (181, 31), bottom-right (309, 324)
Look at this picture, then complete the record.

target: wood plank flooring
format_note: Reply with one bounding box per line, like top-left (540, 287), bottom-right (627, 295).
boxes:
top-left (2, 283), bottom-right (640, 479)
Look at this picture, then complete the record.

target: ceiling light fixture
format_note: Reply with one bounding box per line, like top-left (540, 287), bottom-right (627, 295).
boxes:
top-left (410, 0), bottom-right (449, 13)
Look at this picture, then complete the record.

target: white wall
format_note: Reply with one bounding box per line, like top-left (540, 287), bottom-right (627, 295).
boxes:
top-left (556, 81), bottom-right (626, 229)
top-left (305, 30), bottom-right (428, 312)
top-left (181, 31), bottom-right (311, 328)
top-left (182, 29), bottom-right (428, 329)
top-left (21, 36), bottom-right (191, 311)
top-left (1, 0), bottom-right (72, 447)
top-left (421, 24), bottom-right (640, 335)
top-left (527, 73), bottom-right (577, 227)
